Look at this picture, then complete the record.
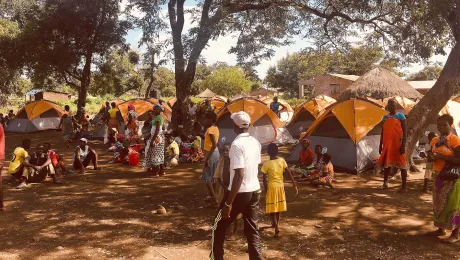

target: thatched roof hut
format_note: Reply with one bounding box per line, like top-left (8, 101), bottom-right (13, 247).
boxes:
top-left (339, 67), bottom-right (422, 100)
top-left (197, 88), bottom-right (216, 98)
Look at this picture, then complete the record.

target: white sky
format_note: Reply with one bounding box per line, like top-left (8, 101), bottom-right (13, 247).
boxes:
top-left (123, 1), bottom-right (449, 79)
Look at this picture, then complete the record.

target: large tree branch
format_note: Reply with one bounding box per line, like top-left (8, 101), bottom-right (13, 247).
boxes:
top-left (447, 1), bottom-right (460, 41)
top-left (62, 72), bottom-right (79, 89)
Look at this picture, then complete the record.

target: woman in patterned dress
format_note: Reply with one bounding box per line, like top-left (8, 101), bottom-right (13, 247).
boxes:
top-left (427, 114), bottom-right (460, 243)
top-left (143, 104), bottom-right (165, 177)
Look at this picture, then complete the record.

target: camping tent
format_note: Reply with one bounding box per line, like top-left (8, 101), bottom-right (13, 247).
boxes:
top-left (258, 96), bottom-right (294, 123)
top-left (167, 97), bottom-right (176, 108)
top-left (197, 88), bottom-right (216, 98)
top-left (147, 98), bottom-right (172, 120)
top-left (6, 100), bottom-right (65, 133)
top-left (93, 98), bottom-right (125, 121)
top-left (287, 95), bottom-right (336, 138)
top-left (361, 96), bottom-right (416, 115)
top-left (119, 99), bottom-right (170, 123)
top-left (216, 98), bottom-right (295, 148)
top-left (287, 99), bottom-right (388, 173)
top-left (197, 96), bottom-right (228, 113)
top-left (339, 67), bottom-right (422, 100)
top-left (414, 100), bottom-right (460, 143)
top-left (230, 94), bottom-right (247, 101)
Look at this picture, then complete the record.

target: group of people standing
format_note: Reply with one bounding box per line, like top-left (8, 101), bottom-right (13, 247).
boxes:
top-left (374, 99), bottom-right (460, 244)
top-left (0, 110), bottom-right (15, 127)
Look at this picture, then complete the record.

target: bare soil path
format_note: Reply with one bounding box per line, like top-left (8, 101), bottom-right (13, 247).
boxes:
top-left (0, 132), bottom-right (459, 259)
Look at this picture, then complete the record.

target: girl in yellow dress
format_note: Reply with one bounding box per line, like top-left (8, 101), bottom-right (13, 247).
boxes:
top-left (262, 143), bottom-right (298, 237)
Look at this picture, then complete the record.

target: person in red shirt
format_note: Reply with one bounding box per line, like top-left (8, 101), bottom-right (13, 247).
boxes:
top-left (298, 138), bottom-right (315, 178)
top-left (43, 142), bottom-right (67, 177)
top-left (0, 123), bottom-right (5, 210)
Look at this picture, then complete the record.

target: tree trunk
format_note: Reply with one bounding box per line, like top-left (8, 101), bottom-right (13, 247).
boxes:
top-left (77, 54), bottom-right (92, 113)
top-left (144, 75), bottom-right (155, 98)
top-left (405, 42), bottom-right (460, 170)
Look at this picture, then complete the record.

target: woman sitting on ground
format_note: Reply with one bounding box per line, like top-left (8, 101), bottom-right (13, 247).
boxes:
top-left (426, 114), bottom-right (460, 243)
top-left (293, 139), bottom-right (315, 180)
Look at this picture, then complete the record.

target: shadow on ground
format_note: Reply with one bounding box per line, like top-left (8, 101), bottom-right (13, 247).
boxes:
top-left (0, 132), bottom-right (459, 259)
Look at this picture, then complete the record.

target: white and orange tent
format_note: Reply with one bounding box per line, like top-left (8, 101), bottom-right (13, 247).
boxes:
top-left (287, 99), bottom-right (388, 173)
top-left (287, 95), bottom-right (336, 138)
top-left (414, 100), bottom-right (460, 143)
top-left (197, 96), bottom-right (228, 113)
top-left (6, 100), bottom-right (65, 133)
top-left (119, 99), bottom-right (170, 123)
top-left (362, 96), bottom-right (416, 115)
top-left (216, 97), bottom-right (294, 147)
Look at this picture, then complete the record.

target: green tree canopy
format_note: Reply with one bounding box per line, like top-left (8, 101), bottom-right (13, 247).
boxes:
top-left (6, 0), bottom-right (131, 108)
top-left (0, 18), bottom-right (22, 103)
top-left (407, 65), bottom-right (444, 81)
top-left (92, 50), bottom-right (144, 96)
top-left (200, 66), bottom-right (254, 97)
top-left (150, 67), bottom-right (176, 97)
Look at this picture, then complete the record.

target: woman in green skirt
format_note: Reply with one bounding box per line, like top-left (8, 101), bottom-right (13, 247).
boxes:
top-left (427, 114), bottom-right (460, 243)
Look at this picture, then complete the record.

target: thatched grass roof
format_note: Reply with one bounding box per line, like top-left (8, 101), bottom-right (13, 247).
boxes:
top-left (197, 88), bottom-right (216, 98)
top-left (339, 67), bottom-right (422, 101)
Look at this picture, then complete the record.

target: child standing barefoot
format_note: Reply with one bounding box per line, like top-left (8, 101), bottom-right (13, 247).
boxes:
top-left (262, 143), bottom-right (298, 237)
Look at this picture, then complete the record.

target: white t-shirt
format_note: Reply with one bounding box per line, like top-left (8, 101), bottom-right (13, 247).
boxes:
top-left (424, 143), bottom-right (432, 152)
top-left (228, 133), bottom-right (261, 193)
top-left (189, 106), bottom-right (197, 116)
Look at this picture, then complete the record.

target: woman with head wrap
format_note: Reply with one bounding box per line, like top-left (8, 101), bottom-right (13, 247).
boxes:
top-left (377, 99), bottom-right (408, 193)
top-left (142, 104), bottom-right (165, 177)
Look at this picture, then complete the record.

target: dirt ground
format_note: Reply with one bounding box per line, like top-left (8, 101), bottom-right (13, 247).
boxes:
top-left (1, 131), bottom-right (460, 260)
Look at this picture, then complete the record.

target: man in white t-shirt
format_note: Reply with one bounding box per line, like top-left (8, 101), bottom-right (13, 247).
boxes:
top-left (210, 111), bottom-right (262, 260)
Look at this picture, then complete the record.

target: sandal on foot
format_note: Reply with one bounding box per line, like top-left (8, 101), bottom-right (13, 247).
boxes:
top-left (378, 184), bottom-right (389, 189)
top-left (426, 230), bottom-right (447, 237)
top-left (443, 236), bottom-right (460, 244)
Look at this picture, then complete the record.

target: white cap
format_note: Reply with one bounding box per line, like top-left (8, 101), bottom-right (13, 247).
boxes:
top-left (230, 111), bottom-right (251, 129)
top-left (79, 138), bottom-right (88, 143)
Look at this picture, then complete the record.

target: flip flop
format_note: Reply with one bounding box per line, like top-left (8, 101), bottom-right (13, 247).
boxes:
top-left (443, 236), bottom-right (460, 244)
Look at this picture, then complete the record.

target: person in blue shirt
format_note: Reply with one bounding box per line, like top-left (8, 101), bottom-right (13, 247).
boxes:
top-left (269, 97), bottom-right (286, 118)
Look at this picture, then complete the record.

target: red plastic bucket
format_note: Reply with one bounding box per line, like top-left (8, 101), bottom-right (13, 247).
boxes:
top-left (128, 152), bottom-right (139, 166)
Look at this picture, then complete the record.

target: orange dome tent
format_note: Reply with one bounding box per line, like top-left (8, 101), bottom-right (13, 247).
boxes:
top-left (287, 95), bottom-right (336, 138)
top-left (415, 100), bottom-right (460, 143)
top-left (147, 98), bottom-right (172, 120)
top-left (216, 97), bottom-right (294, 148)
top-left (119, 99), bottom-right (169, 123)
top-left (287, 99), bottom-right (387, 173)
top-left (365, 96), bottom-right (416, 115)
top-left (197, 96), bottom-right (229, 113)
top-left (6, 100), bottom-right (65, 133)
top-left (167, 97), bottom-right (176, 108)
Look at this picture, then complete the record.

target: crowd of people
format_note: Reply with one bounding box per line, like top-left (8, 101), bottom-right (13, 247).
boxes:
top-left (0, 96), bottom-right (460, 258)
top-left (0, 110), bottom-right (16, 127)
